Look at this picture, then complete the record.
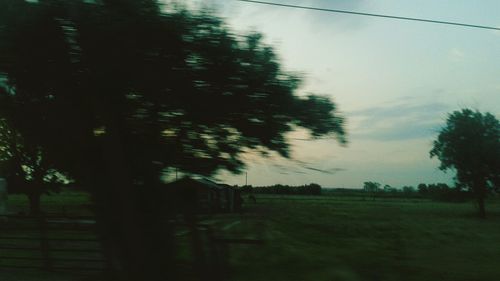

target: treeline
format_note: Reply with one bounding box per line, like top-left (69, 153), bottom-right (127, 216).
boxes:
top-left (416, 183), bottom-right (472, 202)
top-left (363, 181), bottom-right (473, 202)
top-left (235, 181), bottom-right (476, 201)
top-left (239, 183), bottom-right (322, 195)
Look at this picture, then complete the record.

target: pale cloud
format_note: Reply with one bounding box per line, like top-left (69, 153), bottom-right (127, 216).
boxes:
top-left (448, 48), bottom-right (465, 62)
top-left (349, 101), bottom-right (449, 141)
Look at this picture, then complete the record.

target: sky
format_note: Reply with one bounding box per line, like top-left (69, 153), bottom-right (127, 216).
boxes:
top-left (180, 0), bottom-right (500, 188)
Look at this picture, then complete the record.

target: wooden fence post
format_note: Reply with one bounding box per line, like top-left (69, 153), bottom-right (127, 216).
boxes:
top-left (39, 215), bottom-right (52, 271)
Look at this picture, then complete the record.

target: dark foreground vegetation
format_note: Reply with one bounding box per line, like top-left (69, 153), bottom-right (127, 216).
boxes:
top-left (2, 191), bottom-right (500, 281)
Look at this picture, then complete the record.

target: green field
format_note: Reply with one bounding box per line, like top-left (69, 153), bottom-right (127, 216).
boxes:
top-left (2, 192), bottom-right (500, 281)
top-left (224, 195), bottom-right (500, 281)
top-left (6, 191), bottom-right (92, 216)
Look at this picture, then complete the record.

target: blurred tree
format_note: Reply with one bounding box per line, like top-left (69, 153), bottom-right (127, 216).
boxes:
top-left (304, 183), bottom-right (322, 195)
top-left (417, 183), bottom-right (428, 195)
top-left (363, 181), bottom-right (380, 193)
top-left (363, 181), bottom-right (380, 200)
top-left (251, 183), bottom-right (321, 195)
top-left (402, 185), bottom-right (415, 195)
top-left (431, 109), bottom-right (500, 218)
top-left (0, 0), bottom-right (346, 279)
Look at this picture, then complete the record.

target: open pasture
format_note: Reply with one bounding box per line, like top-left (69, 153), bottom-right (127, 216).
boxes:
top-left (2, 192), bottom-right (500, 281)
top-left (225, 195), bottom-right (500, 281)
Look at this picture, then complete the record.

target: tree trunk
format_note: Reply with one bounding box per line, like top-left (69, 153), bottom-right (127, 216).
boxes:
top-left (27, 192), bottom-right (41, 215)
top-left (93, 180), bottom-right (176, 281)
top-left (475, 180), bottom-right (487, 219)
top-left (478, 196), bottom-right (486, 219)
top-left (90, 118), bottom-right (177, 281)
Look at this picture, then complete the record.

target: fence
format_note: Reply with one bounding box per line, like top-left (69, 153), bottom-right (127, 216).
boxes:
top-left (0, 214), bottom-right (264, 280)
top-left (0, 215), bottom-right (106, 272)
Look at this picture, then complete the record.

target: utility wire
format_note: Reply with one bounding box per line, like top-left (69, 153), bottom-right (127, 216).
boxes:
top-left (236, 0), bottom-right (500, 31)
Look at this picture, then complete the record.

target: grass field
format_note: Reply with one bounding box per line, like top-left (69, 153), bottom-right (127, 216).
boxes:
top-left (224, 195), bottom-right (500, 281)
top-left (2, 192), bottom-right (500, 281)
top-left (6, 191), bottom-right (92, 216)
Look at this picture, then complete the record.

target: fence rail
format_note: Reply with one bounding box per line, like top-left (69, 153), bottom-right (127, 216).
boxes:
top-left (0, 215), bottom-right (106, 272)
top-left (0, 214), bottom-right (264, 277)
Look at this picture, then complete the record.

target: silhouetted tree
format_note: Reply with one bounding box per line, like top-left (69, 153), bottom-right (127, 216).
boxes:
top-left (431, 109), bottom-right (500, 218)
top-left (0, 1), bottom-right (346, 280)
top-left (363, 181), bottom-right (380, 200)
top-left (0, 119), bottom-right (65, 214)
top-left (252, 183), bottom-right (322, 195)
top-left (239, 185), bottom-right (253, 193)
top-left (402, 186), bottom-right (415, 195)
top-left (417, 183), bottom-right (428, 195)
top-left (303, 183), bottom-right (322, 195)
top-left (363, 181), bottom-right (380, 193)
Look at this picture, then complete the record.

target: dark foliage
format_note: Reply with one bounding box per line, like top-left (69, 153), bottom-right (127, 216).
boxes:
top-left (246, 183), bottom-right (322, 195)
top-left (363, 181), bottom-right (381, 192)
top-left (417, 183), bottom-right (472, 202)
top-left (431, 109), bottom-right (500, 217)
top-left (0, 1), bottom-right (346, 183)
top-left (0, 119), bottom-right (65, 214)
top-left (0, 0), bottom-right (346, 280)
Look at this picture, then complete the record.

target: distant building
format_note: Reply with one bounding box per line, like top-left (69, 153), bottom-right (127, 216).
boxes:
top-left (162, 177), bottom-right (242, 214)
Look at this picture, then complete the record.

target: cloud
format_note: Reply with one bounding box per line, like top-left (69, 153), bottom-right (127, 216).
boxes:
top-left (448, 48), bottom-right (465, 62)
top-left (354, 122), bottom-right (442, 141)
top-left (349, 101), bottom-right (449, 141)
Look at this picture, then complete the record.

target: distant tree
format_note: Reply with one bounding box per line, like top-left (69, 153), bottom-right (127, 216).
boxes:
top-left (251, 183), bottom-right (322, 195)
top-left (422, 183), bottom-right (472, 202)
top-left (363, 181), bottom-right (381, 200)
top-left (431, 109), bottom-right (500, 218)
top-left (417, 183), bottom-right (428, 195)
top-left (0, 119), bottom-right (65, 214)
top-left (298, 183), bottom-right (322, 195)
top-left (402, 186), bottom-right (415, 195)
top-left (363, 181), bottom-right (381, 193)
top-left (307, 183), bottom-right (322, 195)
top-left (240, 185), bottom-right (253, 193)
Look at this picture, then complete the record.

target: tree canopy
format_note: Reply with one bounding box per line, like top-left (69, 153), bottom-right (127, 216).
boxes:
top-left (363, 181), bottom-right (381, 193)
top-left (0, 0), bottom-right (346, 184)
top-left (0, 118), bottom-right (66, 214)
top-left (430, 108), bottom-right (500, 217)
top-left (0, 1), bottom-right (346, 279)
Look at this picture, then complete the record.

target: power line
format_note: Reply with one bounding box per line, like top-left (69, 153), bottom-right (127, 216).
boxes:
top-left (235, 0), bottom-right (500, 31)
